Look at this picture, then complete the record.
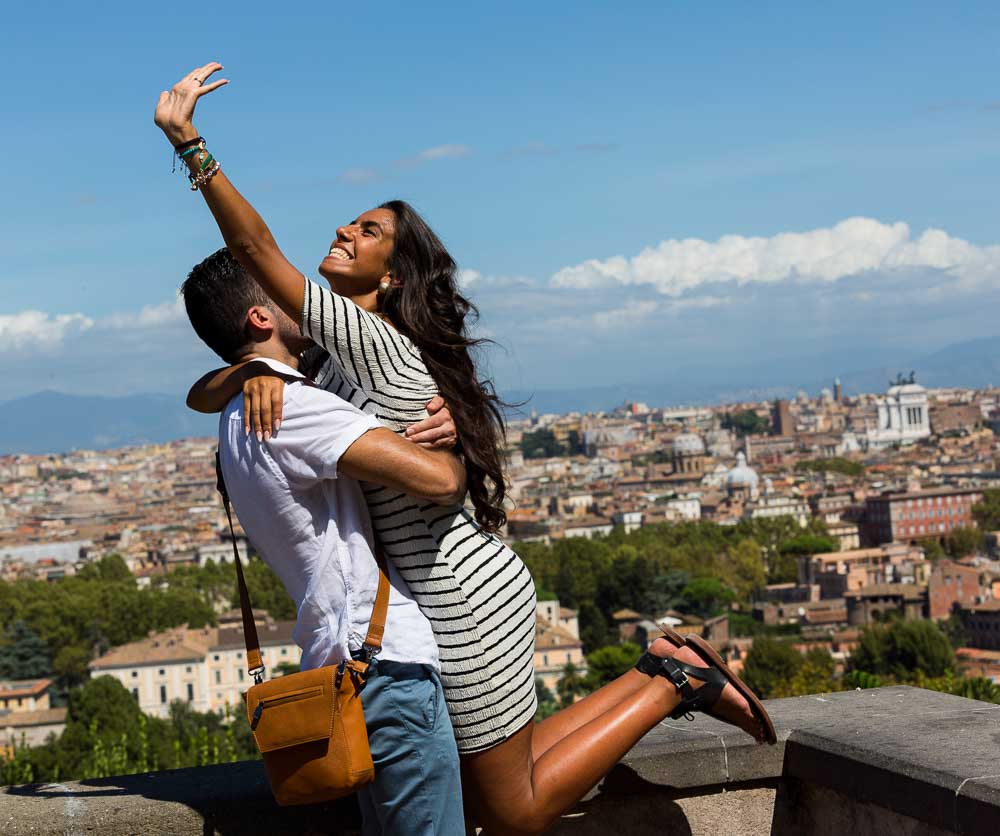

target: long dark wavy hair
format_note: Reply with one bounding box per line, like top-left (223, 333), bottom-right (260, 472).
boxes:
top-left (377, 200), bottom-right (508, 532)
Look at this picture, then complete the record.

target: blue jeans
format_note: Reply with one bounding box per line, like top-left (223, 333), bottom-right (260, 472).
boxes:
top-left (356, 658), bottom-right (464, 836)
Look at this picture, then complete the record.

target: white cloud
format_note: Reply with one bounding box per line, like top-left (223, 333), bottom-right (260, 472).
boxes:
top-left (104, 297), bottom-right (185, 329)
top-left (2, 297), bottom-right (185, 354)
top-left (339, 167), bottom-right (379, 184)
top-left (414, 144), bottom-right (472, 162)
top-left (550, 217), bottom-right (1000, 296)
top-left (0, 311), bottom-right (94, 351)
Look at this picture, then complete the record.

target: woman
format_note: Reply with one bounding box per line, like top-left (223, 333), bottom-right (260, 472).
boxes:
top-left (156, 63), bottom-right (774, 834)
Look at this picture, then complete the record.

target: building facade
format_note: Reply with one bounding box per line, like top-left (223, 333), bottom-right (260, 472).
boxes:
top-left (863, 487), bottom-right (983, 545)
top-left (89, 615), bottom-right (300, 718)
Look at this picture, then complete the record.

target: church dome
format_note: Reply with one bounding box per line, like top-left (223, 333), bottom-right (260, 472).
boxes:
top-left (672, 433), bottom-right (706, 456)
top-left (725, 452), bottom-right (759, 488)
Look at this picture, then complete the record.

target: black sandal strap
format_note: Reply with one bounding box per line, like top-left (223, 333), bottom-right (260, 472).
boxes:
top-left (634, 652), bottom-right (662, 677)
top-left (655, 657), bottom-right (727, 720)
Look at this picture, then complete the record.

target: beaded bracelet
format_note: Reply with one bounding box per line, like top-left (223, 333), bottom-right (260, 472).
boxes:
top-left (189, 160), bottom-right (221, 191)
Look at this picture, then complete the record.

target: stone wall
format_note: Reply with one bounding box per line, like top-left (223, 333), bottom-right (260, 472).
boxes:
top-left (4, 686), bottom-right (1000, 835)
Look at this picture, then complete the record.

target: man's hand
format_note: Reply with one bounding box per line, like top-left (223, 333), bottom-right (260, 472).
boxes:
top-left (404, 396), bottom-right (458, 449)
top-left (154, 61), bottom-right (228, 145)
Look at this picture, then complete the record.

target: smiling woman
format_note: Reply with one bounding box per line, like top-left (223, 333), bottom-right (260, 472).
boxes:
top-left (155, 61), bottom-right (774, 835)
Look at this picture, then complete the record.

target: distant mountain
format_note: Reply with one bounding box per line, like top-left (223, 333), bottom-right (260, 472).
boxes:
top-left (6, 335), bottom-right (1000, 454)
top-left (0, 391), bottom-right (216, 455)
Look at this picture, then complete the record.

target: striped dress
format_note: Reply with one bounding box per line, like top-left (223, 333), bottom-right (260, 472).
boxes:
top-left (301, 277), bottom-right (538, 753)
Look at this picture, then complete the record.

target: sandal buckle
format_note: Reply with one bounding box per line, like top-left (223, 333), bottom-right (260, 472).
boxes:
top-left (662, 658), bottom-right (690, 691)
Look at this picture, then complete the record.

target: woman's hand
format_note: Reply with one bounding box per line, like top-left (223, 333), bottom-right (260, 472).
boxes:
top-left (243, 372), bottom-right (286, 441)
top-left (154, 61), bottom-right (228, 146)
top-left (404, 396), bottom-right (458, 449)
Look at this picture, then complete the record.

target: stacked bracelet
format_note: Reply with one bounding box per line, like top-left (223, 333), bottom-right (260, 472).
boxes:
top-left (189, 160), bottom-right (221, 191)
top-left (174, 136), bottom-right (205, 152)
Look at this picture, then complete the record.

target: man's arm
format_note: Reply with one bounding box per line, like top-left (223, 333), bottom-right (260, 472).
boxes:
top-left (339, 429), bottom-right (466, 506)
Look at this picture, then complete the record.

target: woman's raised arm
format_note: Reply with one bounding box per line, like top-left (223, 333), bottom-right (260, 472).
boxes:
top-left (154, 62), bottom-right (305, 322)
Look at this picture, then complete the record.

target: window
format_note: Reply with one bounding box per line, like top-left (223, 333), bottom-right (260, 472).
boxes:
top-left (215, 670), bottom-right (221, 684)
top-left (187, 683), bottom-right (194, 701)
top-left (281, 648), bottom-right (288, 656)
top-left (158, 669), bottom-right (165, 676)
top-left (131, 671), bottom-right (138, 678)
top-left (132, 688), bottom-right (139, 702)
top-left (238, 669), bottom-right (244, 682)
top-left (543, 654), bottom-right (549, 666)
top-left (160, 685), bottom-right (167, 704)
top-left (213, 654), bottom-right (220, 661)
top-left (185, 666), bottom-right (192, 674)
top-left (236, 652), bottom-right (243, 659)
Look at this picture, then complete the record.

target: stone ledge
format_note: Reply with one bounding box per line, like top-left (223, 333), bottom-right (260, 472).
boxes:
top-left (4, 687), bottom-right (1000, 834)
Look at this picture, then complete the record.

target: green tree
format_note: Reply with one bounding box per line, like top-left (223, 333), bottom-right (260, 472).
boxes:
top-left (923, 539), bottom-right (946, 561)
top-left (945, 526), bottom-right (981, 559)
top-left (556, 662), bottom-right (587, 707)
top-left (849, 620), bottom-right (955, 680)
top-left (520, 429), bottom-right (566, 459)
top-left (725, 539), bottom-right (766, 601)
top-left (771, 647), bottom-right (839, 698)
top-left (721, 410), bottom-right (770, 437)
top-left (972, 489), bottom-right (1000, 532)
top-left (77, 554), bottom-right (133, 583)
top-left (52, 645), bottom-right (92, 693)
top-left (794, 458), bottom-right (864, 477)
top-left (534, 678), bottom-right (557, 721)
top-left (577, 602), bottom-right (613, 655)
top-left (679, 577), bottom-right (735, 618)
top-left (741, 637), bottom-right (803, 699)
top-left (0, 620), bottom-right (51, 679)
top-left (584, 643), bottom-right (642, 690)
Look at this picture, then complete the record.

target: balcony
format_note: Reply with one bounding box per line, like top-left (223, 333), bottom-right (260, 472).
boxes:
top-left (3, 686), bottom-right (999, 834)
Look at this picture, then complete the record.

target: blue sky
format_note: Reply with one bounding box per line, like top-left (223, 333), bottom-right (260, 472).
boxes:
top-left (3, 1), bottom-right (1000, 401)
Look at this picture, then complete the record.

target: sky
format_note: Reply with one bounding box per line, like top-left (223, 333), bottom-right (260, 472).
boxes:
top-left (2, 1), bottom-right (1000, 403)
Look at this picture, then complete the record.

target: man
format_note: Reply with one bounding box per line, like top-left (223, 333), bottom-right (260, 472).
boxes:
top-left (181, 248), bottom-right (464, 835)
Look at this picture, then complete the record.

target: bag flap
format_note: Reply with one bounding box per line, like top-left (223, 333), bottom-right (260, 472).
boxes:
top-left (244, 667), bottom-right (335, 753)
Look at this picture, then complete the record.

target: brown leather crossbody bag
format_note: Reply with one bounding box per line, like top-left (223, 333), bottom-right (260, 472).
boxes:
top-left (216, 453), bottom-right (389, 806)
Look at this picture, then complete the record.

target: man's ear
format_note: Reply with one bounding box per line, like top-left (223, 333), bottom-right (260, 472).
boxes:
top-left (246, 306), bottom-right (276, 340)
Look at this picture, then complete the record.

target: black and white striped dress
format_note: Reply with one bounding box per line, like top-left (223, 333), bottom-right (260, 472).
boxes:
top-left (301, 278), bottom-right (537, 753)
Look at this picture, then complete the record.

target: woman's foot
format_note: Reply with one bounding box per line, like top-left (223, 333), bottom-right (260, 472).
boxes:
top-left (647, 635), bottom-right (681, 658)
top-left (665, 645), bottom-right (767, 742)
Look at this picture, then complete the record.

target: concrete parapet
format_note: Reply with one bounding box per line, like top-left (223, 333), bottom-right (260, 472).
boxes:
top-left (4, 686), bottom-right (1000, 834)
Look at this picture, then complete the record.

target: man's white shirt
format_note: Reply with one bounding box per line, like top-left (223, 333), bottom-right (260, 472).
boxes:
top-left (217, 358), bottom-right (438, 671)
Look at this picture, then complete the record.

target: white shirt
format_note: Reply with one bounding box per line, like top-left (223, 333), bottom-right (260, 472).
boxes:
top-left (217, 358), bottom-right (439, 671)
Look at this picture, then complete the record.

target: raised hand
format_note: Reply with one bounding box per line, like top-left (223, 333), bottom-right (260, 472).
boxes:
top-left (154, 62), bottom-right (228, 145)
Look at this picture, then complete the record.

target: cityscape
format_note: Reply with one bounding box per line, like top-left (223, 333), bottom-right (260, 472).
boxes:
top-left (5, 372), bottom-right (1000, 778)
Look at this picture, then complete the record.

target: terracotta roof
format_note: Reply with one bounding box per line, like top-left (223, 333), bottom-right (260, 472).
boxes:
top-left (0, 679), bottom-right (52, 699)
top-left (214, 621), bottom-right (296, 650)
top-left (844, 583), bottom-right (926, 601)
top-left (90, 626), bottom-right (216, 670)
top-left (0, 707), bottom-right (66, 727)
top-left (535, 615), bottom-right (581, 649)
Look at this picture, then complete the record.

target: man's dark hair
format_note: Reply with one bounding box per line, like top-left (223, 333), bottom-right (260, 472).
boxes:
top-left (180, 248), bottom-right (272, 363)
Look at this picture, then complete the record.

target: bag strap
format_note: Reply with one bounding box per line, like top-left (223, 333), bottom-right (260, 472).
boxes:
top-left (214, 451), bottom-right (391, 681)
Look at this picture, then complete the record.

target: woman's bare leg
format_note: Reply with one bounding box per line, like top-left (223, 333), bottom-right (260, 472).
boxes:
top-left (531, 637), bottom-right (678, 759)
top-left (462, 645), bottom-right (761, 836)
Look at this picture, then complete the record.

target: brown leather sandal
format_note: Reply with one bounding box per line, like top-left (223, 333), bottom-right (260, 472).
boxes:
top-left (636, 628), bottom-right (777, 745)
